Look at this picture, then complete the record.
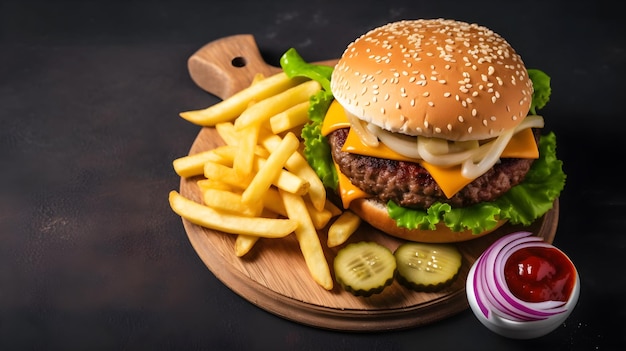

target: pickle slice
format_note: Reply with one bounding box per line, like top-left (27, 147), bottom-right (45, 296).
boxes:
top-left (394, 242), bottom-right (462, 292)
top-left (334, 242), bottom-right (396, 297)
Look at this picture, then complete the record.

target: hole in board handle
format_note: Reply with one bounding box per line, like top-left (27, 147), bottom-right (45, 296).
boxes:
top-left (231, 57), bottom-right (247, 68)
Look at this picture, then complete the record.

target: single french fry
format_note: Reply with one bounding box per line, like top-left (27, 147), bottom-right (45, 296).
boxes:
top-left (197, 179), bottom-right (233, 192)
top-left (234, 80), bottom-right (321, 131)
top-left (269, 101), bottom-right (310, 134)
top-left (305, 200), bottom-right (334, 230)
top-left (173, 148), bottom-right (232, 177)
top-left (179, 72), bottom-right (306, 126)
top-left (234, 122), bottom-right (261, 177)
top-left (324, 199), bottom-right (343, 218)
top-left (204, 161), bottom-right (252, 190)
top-left (234, 235), bottom-right (258, 257)
top-left (242, 132), bottom-right (300, 204)
top-left (169, 191), bottom-right (297, 238)
top-left (234, 208), bottom-right (278, 257)
top-left (202, 188), bottom-right (263, 217)
top-left (260, 133), bottom-right (326, 211)
top-left (327, 210), bottom-right (361, 247)
top-left (279, 189), bottom-right (333, 290)
top-left (215, 122), bottom-right (239, 146)
top-left (261, 187), bottom-right (288, 217)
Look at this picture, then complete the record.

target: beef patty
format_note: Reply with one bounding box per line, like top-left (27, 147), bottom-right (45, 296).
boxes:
top-left (328, 128), bottom-right (536, 209)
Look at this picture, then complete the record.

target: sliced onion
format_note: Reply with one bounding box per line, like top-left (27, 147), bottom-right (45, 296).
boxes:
top-left (516, 115), bottom-right (545, 130)
top-left (417, 137), bottom-right (478, 166)
top-left (472, 231), bottom-right (570, 322)
top-left (375, 127), bottom-right (422, 159)
top-left (346, 113), bottom-right (379, 147)
top-left (461, 128), bottom-right (514, 179)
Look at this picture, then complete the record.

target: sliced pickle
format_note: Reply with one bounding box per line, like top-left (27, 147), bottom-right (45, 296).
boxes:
top-left (334, 242), bottom-right (396, 297)
top-left (394, 242), bottom-right (462, 292)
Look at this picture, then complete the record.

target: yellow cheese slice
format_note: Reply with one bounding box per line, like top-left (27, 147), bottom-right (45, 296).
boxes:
top-left (321, 99), bottom-right (351, 136)
top-left (335, 163), bottom-right (369, 209)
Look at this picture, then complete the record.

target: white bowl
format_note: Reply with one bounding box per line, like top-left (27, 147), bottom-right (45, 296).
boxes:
top-left (466, 250), bottom-right (580, 339)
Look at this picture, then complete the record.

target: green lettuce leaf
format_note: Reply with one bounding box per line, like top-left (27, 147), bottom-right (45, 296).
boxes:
top-left (279, 48), bottom-right (337, 189)
top-left (279, 48), bottom-right (333, 92)
top-left (528, 68), bottom-right (551, 115)
top-left (301, 91), bottom-right (337, 189)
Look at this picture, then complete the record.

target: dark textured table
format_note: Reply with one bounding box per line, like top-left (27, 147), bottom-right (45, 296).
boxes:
top-left (2, 0), bottom-right (624, 349)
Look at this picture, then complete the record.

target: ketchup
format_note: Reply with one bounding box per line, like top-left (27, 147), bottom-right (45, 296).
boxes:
top-left (504, 246), bottom-right (576, 303)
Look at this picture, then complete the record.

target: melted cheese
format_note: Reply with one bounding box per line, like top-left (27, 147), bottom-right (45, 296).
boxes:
top-left (335, 163), bottom-right (369, 209)
top-left (322, 100), bottom-right (539, 206)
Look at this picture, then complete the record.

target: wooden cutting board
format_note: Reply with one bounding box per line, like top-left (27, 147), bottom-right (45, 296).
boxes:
top-left (178, 34), bottom-right (559, 331)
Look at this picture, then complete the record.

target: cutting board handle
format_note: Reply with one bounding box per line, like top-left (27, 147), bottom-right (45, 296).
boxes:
top-left (187, 34), bottom-right (283, 100)
top-left (187, 34), bottom-right (338, 100)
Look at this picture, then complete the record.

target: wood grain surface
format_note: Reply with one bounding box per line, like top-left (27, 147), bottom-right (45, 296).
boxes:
top-left (177, 35), bottom-right (559, 331)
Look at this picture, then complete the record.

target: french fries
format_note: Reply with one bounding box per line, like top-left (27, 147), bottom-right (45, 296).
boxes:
top-left (169, 191), bottom-right (297, 238)
top-left (269, 101), bottom-right (310, 134)
top-left (179, 72), bottom-right (307, 126)
top-left (280, 190), bottom-right (333, 290)
top-left (170, 72), bottom-right (360, 290)
top-left (259, 132), bottom-right (326, 211)
top-left (327, 210), bottom-right (361, 247)
top-left (242, 132), bottom-right (301, 204)
top-left (233, 80), bottom-right (321, 130)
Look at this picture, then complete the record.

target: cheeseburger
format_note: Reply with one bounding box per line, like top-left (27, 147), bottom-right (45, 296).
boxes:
top-left (292, 19), bottom-right (565, 243)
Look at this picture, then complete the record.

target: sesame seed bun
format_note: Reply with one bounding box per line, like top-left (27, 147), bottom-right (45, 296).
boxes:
top-left (330, 19), bottom-right (534, 141)
top-left (349, 198), bottom-right (507, 243)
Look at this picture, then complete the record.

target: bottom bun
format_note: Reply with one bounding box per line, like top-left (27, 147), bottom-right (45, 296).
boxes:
top-left (349, 198), bottom-right (506, 243)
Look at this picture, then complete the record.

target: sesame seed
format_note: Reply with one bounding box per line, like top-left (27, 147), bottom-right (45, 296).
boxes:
top-left (458, 116), bottom-right (464, 122)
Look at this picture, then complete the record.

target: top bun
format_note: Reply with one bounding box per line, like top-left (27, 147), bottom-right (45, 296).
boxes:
top-left (330, 19), bottom-right (533, 141)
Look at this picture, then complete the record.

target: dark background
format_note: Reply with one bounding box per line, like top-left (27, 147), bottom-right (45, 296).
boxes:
top-left (1, 0), bottom-right (624, 350)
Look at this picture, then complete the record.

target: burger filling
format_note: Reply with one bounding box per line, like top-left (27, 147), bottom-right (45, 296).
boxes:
top-left (328, 127), bottom-right (537, 209)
